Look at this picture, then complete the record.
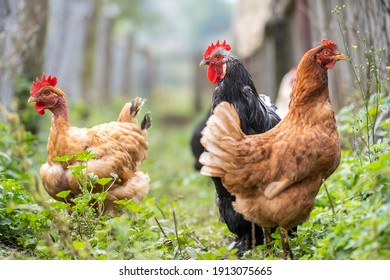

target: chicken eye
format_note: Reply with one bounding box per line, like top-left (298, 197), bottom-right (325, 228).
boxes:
top-left (323, 50), bottom-right (330, 56)
top-left (215, 55), bottom-right (221, 60)
top-left (42, 90), bottom-right (50, 96)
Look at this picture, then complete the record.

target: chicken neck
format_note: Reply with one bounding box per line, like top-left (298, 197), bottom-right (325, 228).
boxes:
top-left (285, 56), bottom-right (334, 126)
top-left (46, 96), bottom-right (70, 164)
top-left (49, 96), bottom-right (68, 124)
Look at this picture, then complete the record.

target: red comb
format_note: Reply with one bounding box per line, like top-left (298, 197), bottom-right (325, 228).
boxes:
top-left (203, 40), bottom-right (231, 59)
top-left (30, 74), bottom-right (58, 95)
top-left (322, 39), bottom-right (337, 48)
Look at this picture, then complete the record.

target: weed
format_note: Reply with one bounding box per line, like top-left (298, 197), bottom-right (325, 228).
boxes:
top-left (332, 4), bottom-right (389, 163)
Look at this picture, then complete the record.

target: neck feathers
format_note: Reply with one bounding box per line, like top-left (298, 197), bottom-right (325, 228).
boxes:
top-left (290, 48), bottom-right (329, 106)
top-left (48, 87), bottom-right (69, 123)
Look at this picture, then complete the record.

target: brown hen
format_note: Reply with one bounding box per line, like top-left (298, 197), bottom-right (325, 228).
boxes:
top-left (28, 74), bottom-right (151, 214)
top-left (199, 40), bottom-right (346, 259)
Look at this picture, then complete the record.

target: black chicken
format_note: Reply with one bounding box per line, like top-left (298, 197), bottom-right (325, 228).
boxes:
top-left (195, 40), bottom-right (285, 256)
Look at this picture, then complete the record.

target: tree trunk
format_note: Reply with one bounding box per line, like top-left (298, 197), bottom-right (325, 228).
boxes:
top-left (122, 33), bottom-right (135, 99)
top-left (44, 0), bottom-right (95, 99)
top-left (92, 4), bottom-right (116, 103)
top-left (82, 0), bottom-right (102, 105)
top-left (0, 0), bottom-right (47, 104)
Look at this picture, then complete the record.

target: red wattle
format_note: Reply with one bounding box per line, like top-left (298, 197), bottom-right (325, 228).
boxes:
top-left (325, 60), bottom-right (336, 69)
top-left (34, 102), bottom-right (46, 115)
top-left (207, 66), bottom-right (218, 84)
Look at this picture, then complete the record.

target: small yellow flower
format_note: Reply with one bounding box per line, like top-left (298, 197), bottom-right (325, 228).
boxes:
top-left (386, 66), bottom-right (390, 71)
top-left (352, 45), bottom-right (358, 50)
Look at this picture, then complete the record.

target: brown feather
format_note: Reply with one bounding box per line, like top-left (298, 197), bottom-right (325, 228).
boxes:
top-left (40, 96), bottom-right (150, 214)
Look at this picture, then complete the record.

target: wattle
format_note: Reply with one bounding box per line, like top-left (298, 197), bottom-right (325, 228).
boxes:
top-left (325, 60), bottom-right (336, 69)
top-left (207, 66), bottom-right (218, 84)
top-left (34, 102), bottom-right (46, 115)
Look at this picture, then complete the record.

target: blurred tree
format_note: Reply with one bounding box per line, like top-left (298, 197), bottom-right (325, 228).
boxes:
top-left (0, 0), bottom-right (48, 133)
top-left (179, 0), bottom-right (234, 51)
top-left (44, 0), bottom-right (96, 100)
top-left (91, 0), bottom-right (159, 102)
top-left (135, 0), bottom-right (235, 112)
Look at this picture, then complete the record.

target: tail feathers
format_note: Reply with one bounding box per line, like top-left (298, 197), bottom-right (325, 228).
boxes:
top-left (130, 97), bottom-right (146, 118)
top-left (199, 102), bottom-right (244, 178)
top-left (141, 112), bottom-right (152, 130)
top-left (117, 97), bottom-right (146, 123)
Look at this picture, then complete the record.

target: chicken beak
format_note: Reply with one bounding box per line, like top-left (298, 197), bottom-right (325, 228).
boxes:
top-left (199, 59), bottom-right (209, 67)
top-left (333, 53), bottom-right (347, 61)
top-left (28, 96), bottom-right (37, 103)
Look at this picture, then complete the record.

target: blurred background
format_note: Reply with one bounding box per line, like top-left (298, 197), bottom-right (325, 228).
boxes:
top-left (1, 0), bottom-right (389, 124)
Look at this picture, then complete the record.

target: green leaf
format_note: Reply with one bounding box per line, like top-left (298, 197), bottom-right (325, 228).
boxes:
top-left (56, 190), bottom-right (72, 199)
top-left (49, 201), bottom-right (70, 210)
top-left (68, 164), bottom-right (87, 173)
top-left (97, 177), bottom-right (112, 186)
top-left (76, 150), bottom-right (96, 161)
top-left (93, 192), bottom-right (107, 201)
top-left (54, 155), bottom-right (74, 162)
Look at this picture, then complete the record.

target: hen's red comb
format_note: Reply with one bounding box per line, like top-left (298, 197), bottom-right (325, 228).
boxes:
top-left (203, 40), bottom-right (231, 59)
top-left (322, 39), bottom-right (337, 48)
top-left (30, 74), bottom-right (58, 95)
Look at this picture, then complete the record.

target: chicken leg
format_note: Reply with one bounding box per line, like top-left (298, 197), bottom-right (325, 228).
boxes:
top-left (262, 227), bottom-right (273, 257)
top-left (280, 227), bottom-right (294, 260)
top-left (262, 226), bottom-right (294, 259)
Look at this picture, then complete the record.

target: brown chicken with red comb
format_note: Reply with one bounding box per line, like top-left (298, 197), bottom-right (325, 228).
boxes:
top-left (200, 40), bottom-right (346, 259)
top-left (28, 74), bottom-right (151, 214)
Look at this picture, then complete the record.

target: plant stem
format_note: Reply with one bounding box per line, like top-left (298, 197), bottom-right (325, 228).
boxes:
top-left (323, 179), bottom-right (335, 216)
top-left (171, 206), bottom-right (183, 258)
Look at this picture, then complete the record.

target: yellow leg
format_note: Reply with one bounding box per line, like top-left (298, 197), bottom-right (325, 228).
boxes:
top-left (262, 227), bottom-right (273, 257)
top-left (280, 227), bottom-right (294, 260)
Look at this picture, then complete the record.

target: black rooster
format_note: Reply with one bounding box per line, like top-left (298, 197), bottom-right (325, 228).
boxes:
top-left (194, 40), bottom-right (283, 256)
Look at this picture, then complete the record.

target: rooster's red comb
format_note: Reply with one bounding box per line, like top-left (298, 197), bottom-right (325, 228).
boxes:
top-left (322, 39), bottom-right (337, 49)
top-left (30, 74), bottom-right (58, 95)
top-left (203, 40), bottom-right (231, 59)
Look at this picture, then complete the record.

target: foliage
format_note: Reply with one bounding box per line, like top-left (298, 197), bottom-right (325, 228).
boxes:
top-left (14, 75), bottom-right (41, 135)
top-left (0, 114), bottom-right (47, 256)
top-left (0, 176), bottom-right (47, 252)
top-left (0, 106), bottom-right (38, 181)
top-left (332, 4), bottom-right (390, 162)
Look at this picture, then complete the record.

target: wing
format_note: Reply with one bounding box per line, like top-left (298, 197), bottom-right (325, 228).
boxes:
top-left (45, 121), bottom-right (148, 182)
